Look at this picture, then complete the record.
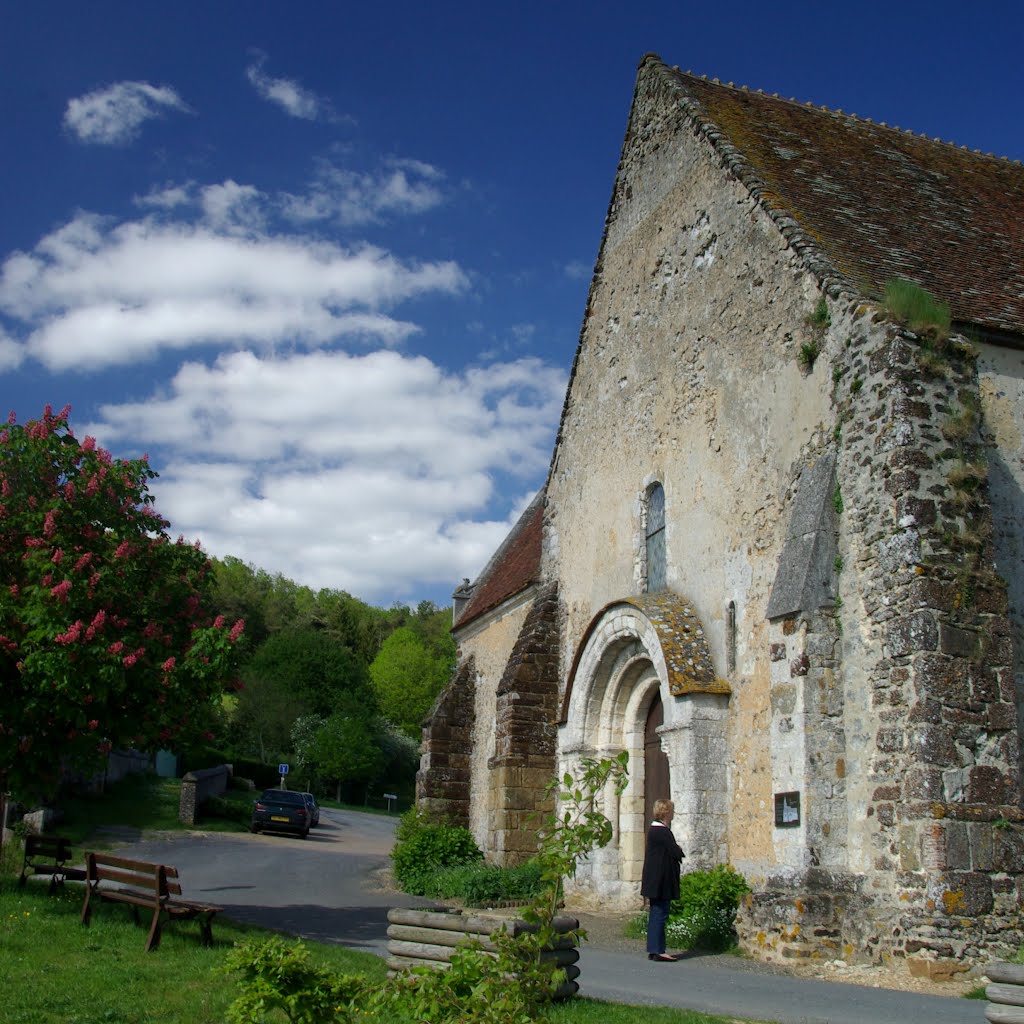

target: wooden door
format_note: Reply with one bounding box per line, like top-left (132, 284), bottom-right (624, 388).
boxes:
top-left (644, 691), bottom-right (669, 825)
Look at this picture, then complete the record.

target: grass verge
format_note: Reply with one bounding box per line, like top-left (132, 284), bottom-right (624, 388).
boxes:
top-left (2, 877), bottom-right (738, 1024)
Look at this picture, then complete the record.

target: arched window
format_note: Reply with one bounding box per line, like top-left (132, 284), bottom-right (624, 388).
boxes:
top-left (645, 483), bottom-right (666, 592)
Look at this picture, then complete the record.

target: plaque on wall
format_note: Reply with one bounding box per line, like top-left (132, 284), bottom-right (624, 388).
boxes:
top-left (774, 791), bottom-right (801, 828)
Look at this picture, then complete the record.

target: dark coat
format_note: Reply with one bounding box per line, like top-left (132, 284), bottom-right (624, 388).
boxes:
top-left (640, 821), bottom-right (684, 901)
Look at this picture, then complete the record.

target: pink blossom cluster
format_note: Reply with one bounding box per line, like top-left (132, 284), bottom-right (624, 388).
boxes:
top-left (229, 619), bottom-right (245, 643)
top-left (50, 579), bottom-right (72, 603)
top-left (84, 609), bottom-right (107, 641)
top-left (54, 621), bottom-right (84, 645)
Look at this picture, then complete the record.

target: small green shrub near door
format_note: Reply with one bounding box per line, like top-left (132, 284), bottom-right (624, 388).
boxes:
top-left (630, 864), bottom-right (750, 952)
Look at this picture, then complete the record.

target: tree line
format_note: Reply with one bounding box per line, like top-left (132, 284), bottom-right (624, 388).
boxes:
top-left (211, 557), bottom-right (456, 802)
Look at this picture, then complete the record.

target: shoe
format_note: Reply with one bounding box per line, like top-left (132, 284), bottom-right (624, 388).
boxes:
top-left (648, 953), bottom-right (677, 962)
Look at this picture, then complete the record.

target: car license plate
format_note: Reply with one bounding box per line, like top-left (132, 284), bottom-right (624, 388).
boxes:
top-left (271, 815), bottom-right (289, 822)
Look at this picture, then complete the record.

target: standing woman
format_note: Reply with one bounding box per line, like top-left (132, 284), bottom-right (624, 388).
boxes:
top-left (641, 798), bottom-right (685, 962)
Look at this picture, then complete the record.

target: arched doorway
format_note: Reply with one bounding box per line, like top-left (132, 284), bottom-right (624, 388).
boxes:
top-left (644, 691), bottom-right (669, 826)
top-left (558, 596), bottom-right (730, 906)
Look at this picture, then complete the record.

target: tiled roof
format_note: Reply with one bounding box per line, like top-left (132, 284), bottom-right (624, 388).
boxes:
top-left (453, 490), bottom-right (544, 629)
top-left (645, 56), bottom-right (1024, 338)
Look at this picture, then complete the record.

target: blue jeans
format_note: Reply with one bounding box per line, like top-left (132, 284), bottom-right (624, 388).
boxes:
top-left (647, 898), bottom-right (671, 954)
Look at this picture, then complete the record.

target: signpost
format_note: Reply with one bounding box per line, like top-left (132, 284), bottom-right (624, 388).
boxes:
top-left (383, 792), bottom-right (397, 813)
top-left (279, 763), bottom-right (289, 789)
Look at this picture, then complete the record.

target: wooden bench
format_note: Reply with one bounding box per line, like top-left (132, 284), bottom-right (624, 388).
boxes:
top-left (18, 835), bottom-right (87, 892)
top-left (80, 852), bottom-right (223, 952)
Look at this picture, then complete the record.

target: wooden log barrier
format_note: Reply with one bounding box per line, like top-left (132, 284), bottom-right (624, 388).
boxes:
top-left (986, 962), bottom-right (1024, 1024)
top-left (386, 907), bottom-right (582, 999)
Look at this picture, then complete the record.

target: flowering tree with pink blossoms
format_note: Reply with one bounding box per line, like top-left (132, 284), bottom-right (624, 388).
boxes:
top-left (0, 406), bottom-right (244, 806)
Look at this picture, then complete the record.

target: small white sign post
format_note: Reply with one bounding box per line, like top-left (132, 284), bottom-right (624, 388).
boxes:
top-left (279, 763), bottom-right (289, 789)
top-left (383, 792), bottom-right (397, 812)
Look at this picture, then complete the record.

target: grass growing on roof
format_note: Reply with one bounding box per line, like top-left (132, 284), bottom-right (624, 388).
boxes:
top-left (883, 278), bottom-right (951, 338)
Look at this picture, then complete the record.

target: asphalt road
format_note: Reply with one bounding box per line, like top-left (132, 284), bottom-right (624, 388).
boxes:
top-left (115, 805), bottom-right (420, 953)
top-left (112, 809), bottom-right (985, 1024)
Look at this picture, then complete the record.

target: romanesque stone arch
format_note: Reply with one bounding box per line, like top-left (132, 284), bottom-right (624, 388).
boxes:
top-left (558, 594), bottom-right (731, 908)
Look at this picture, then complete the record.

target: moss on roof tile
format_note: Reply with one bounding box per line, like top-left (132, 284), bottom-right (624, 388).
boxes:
top-left (644, 57), bottom-right (1024, 338)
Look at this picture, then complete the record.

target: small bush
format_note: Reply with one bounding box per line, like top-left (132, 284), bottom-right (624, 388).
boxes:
top-left (805, 297), bottom-right (831, 332)
top-left (391, 814), bottom-right (483, 895)
top-left (798, 340), bottom-right (820, 371)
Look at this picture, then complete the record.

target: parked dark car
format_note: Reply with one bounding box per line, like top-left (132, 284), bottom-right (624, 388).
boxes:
top-left (301, 792), bottom-right (320, 827)
top-left (251, 788), bottom-right (310, 838)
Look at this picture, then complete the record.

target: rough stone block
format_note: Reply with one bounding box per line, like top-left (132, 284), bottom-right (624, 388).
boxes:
top-left (938, 623), bottom-right (978, 659)
top-left (899, 827), bottom-right (921, 870)
top-left (908, 576), bottom-right (957, 612)
top-left (966, 766), bottom-right (1007, 804)
top-left (887, 612), bottom-right (938, 657)
top-left (968, 822), bottom-right (994, 871)
top-left (943, 821), bottom-right (970, 869)
top-left (907, 956), bottom-right (966, 980)
top-left (939, 872), bottom-right (993, 916)
top-left (910, 724), bottom-right (957, 766)
top-left (913, 654), bottom-right (969, 707)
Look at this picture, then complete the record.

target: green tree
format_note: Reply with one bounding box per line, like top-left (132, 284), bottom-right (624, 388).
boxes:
top-left (241, 625), bottom-right (374, 718)
top-left (0, 406), bottom-right (244, 803)
top-left (296, 708), bottom-right (384, 802)
top-left (369, 625), bottom-right (453, 737)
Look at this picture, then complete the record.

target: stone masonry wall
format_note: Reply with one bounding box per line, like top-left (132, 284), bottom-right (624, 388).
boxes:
top-left (739, 294), bottom-right (1023, 968)
top-left (488, 583), bottom-right (561, 866)
top-left (416, 656), bottom-right (477, 827)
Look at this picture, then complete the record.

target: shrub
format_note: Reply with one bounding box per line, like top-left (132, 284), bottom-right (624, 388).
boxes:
top-left (631, 864), bottom-right (751, 951)
top-left (667, 864), bottom-right (750, 951)
top-left (391, 815), bottom-right (482, 895)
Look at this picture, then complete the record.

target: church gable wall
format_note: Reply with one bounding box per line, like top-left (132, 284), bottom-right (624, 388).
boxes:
top-left (546, 65), bottom-right (835, 870)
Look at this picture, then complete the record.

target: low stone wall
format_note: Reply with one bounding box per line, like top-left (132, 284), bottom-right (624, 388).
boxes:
top-left (386, 907), bottom-right (581, 999)
top-left (178, 765), bottom-right (232, 825)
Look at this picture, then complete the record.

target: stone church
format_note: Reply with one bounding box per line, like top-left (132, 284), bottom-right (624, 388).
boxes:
top-left (418, 54), bottom-right (1024, 966)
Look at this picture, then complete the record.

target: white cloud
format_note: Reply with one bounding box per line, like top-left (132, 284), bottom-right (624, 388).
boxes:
top-left (0, 209), bottom-right (467, 369)
top-left (282, 157), bottom-right (446, 226)
top-left (63, 81), bottom-right (189, 145)
top-left (84, 348), bottom-right (566, 598)
top-left (134, 183), bottom-right (194, 209)
top-left (246, 56), bottom-right (324, 120)
top-left (564, 259), bottom-right (591, 281)
top-left (0, 326), bottom-right (23, 372)
top-left (199, 180), bottom-right (266, 233)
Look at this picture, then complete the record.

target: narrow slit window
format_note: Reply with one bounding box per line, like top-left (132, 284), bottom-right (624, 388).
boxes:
top-left (646, 483), bottom-right (666, 592)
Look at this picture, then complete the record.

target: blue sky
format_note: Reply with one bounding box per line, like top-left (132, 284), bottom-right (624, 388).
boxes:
top-left (3, 2), bottom-right (1022, 607)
